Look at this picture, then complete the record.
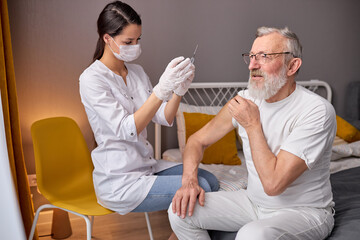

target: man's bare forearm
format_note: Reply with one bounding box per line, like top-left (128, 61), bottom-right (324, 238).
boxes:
top-left (181, 136), bottom-right (205, 184)
top-left (246, 124), bottom-right (278, 191)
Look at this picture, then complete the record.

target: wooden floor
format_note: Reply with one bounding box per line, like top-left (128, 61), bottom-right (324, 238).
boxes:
top-left (36, 210), bottom-right (173, 240)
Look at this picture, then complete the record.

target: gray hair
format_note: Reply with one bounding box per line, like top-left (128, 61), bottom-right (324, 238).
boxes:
top-left (256, 26), bottom-right (302, 60)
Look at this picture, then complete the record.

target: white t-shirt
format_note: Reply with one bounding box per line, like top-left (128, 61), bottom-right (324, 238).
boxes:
top-left (79, 60), bottom-right (178, 214)
top-left (233, 84), bottom-right (336, 208)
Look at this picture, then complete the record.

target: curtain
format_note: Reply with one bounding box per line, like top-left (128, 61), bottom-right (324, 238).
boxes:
top-left (0, 0), bottom-right (38, 239)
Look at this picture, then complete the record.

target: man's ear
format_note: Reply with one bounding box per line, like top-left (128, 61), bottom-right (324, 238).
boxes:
top-left (287, 58), bottom-right (302, 76)
top-left (103, 34), bottom-right (111, 44)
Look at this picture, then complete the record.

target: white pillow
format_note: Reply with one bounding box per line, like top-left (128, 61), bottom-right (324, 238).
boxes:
top-left (331, 140), bottom-right (360, 161)
top-left (176, 103), bottom-right (222, 153)
top-left (332, 136), bottom-right (348, 146)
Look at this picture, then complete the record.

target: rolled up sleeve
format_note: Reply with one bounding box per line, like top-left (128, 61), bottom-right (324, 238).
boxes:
top-left (152, 102), bottom-right (173, 127)
top-left (80, 75), bottom-right (139, 142)
top-left (120, 113), bottom-right (138, 141)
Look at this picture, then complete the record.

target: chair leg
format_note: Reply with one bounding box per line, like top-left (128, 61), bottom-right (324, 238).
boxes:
top-left (28, 204), bottom-right (56, 240)
top-left (53, 209), bottom-right (92, 240)
top-left (28, 204), bottom-right (94, 240)
top-left (90, 215), bottom-right (95, 236)
top-left (78, 215), bottom-right (92, 240)
top-left (144, 212), bottom-right (154, 240)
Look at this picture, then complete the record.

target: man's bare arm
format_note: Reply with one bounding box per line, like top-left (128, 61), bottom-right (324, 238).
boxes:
top-left (172, 104), bottom-right (235, 218)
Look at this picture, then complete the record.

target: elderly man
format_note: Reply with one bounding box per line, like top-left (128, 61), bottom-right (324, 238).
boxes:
top-left (168, 27), bottom-right (336, 240)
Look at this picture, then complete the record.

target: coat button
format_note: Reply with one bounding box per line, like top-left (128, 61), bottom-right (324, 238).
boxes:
top-left (130, 96), bottom-right (133, 100)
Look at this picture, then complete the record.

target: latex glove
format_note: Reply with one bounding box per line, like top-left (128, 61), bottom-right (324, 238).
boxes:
top-left (153, 57), bottom-right (193, 101)
top-left (174, 63), bottom-right (195, 96)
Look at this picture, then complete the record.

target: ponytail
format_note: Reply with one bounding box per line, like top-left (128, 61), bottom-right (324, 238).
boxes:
top-left (93, 38), bottom-right (105, 61)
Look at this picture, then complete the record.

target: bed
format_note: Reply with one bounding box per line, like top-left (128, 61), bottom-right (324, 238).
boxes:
top-left (155, 80), bottom-right (360, 239)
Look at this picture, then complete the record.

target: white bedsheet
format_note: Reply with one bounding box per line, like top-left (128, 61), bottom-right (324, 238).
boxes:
top-left (162, 148), bottom-right (360, 191)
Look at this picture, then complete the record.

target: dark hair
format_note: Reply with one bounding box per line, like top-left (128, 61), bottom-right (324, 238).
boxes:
top-left (93, 1), bottom-right (142, 61)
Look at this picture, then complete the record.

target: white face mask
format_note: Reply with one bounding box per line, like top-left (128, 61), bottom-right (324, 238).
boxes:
top-left (109, 37), bottom-right (142, 62)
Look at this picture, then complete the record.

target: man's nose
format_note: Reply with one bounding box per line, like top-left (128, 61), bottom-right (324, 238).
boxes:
top-left (248, 57), bottom-right (260, 71)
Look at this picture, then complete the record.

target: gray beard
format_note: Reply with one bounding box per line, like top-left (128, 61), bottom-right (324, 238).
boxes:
top-left (247, 67), bottom-right (288, 100)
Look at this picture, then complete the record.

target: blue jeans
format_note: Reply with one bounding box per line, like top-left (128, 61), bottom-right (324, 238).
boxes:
top-left (132, 164), bottom-right (219, 212)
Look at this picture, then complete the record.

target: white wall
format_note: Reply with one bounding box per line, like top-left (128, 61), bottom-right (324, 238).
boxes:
top-left (0, 92), bottom-right (26, 239)
top-left (8, 0), bottom-right (360, 174)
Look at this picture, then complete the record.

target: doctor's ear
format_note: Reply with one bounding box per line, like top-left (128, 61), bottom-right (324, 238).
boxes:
top-left (103, 34), bottom-right (111, 44)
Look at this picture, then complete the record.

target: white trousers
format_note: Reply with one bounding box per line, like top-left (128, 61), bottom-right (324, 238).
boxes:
top-left (168, 190), bottom-right (334, 240)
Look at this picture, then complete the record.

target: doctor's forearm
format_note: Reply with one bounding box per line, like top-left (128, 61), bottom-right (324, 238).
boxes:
top-left (164, 94), bottom-right (182, 124)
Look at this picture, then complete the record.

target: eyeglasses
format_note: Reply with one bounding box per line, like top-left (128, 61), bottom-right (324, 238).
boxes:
top-left (241, 52), bottom-right (293, 65)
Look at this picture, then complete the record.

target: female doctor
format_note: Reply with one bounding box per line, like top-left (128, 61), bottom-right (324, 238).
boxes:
top-left (79, 1), bottom-right (219, 215)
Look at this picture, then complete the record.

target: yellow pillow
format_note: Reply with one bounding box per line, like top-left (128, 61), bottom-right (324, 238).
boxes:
top-left (184, 112), bottom-right (241, 165)
top-left (336, 115), bottom-right (360, 143)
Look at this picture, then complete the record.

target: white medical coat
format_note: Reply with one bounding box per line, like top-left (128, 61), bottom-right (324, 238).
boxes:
top-left (79, 60), bottom-right (178, 214)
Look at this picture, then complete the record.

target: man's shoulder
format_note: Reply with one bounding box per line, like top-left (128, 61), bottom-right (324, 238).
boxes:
top-left (237, 89), bottom-right (261, 105)
top-left (296, 85), bottom-right (333, 109)
top-left (296, 85), bottom-right (336, 126)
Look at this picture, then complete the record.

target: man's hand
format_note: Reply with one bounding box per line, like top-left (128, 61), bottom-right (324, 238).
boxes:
top-left (227, 95), bottom-right (260, 130)
top-left (172, 178), bottom-right (205, 219)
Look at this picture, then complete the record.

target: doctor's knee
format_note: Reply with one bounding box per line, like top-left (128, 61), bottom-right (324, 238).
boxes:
top-left (198, 176), bottom-right (212, 192)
